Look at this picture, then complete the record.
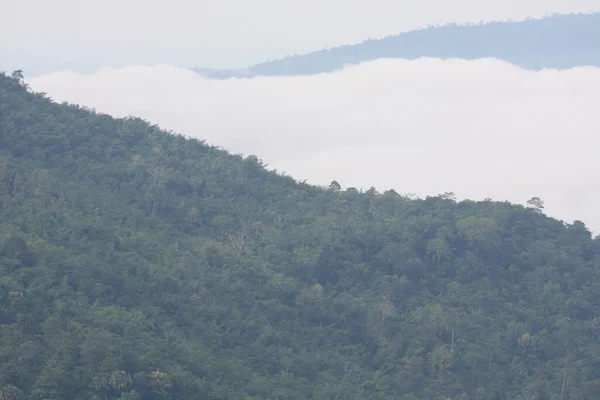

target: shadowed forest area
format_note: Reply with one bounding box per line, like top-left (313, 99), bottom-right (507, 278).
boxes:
top-left (2, 71), bottom-right (600, 399)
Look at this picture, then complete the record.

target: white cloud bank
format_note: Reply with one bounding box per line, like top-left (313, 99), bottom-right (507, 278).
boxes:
top-left (27, 59), bottom-right (600, 232)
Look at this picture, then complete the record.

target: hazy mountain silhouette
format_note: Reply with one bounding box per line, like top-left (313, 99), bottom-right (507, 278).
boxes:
top-left (192, 12), bottom-right (600, 79)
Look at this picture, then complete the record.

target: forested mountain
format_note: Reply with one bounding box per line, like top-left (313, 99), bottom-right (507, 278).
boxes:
top-left (192, 12), bottom-right (600, 79)
top-left (2, 70), bottom-right (600, 400)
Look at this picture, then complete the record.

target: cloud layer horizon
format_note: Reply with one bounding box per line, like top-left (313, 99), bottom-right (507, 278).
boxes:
top-left (25, 58), bottom-right (600, 232)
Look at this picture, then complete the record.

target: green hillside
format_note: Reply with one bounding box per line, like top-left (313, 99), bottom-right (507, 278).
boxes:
top-left (1, 70), bottom-right (600, 400)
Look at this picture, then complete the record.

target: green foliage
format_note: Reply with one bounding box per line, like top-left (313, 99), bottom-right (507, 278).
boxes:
top-left (1, 71), bottom-right (600, 399)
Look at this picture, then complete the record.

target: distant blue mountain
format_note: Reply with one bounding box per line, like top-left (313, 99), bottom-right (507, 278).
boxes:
top-left (192, 12), bottom-right (600, 79)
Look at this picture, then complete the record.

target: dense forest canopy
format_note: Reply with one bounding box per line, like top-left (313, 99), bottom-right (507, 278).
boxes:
top-left (1, 70), bottom-right (600, 400)
top-left (192, 12), bottom-right (600, 79)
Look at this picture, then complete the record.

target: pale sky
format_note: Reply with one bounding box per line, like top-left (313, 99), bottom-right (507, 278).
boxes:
top-left (2, 0), bottom-right (599, 73)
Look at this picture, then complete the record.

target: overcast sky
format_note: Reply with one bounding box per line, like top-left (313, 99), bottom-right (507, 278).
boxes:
top-left (27, 59), bottom-right (600, 232)
top-left (2, 0), bottom-right (599, 73)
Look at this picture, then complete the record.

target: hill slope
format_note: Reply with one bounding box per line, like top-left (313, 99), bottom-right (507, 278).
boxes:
top-left (2, 71), bottom-right (600, 400)
top-left (192, 12), bottom-right (600, 79)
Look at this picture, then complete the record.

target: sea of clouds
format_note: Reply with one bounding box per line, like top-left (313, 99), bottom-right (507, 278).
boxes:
top-left (26, 58), bottom-right (600, 232)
